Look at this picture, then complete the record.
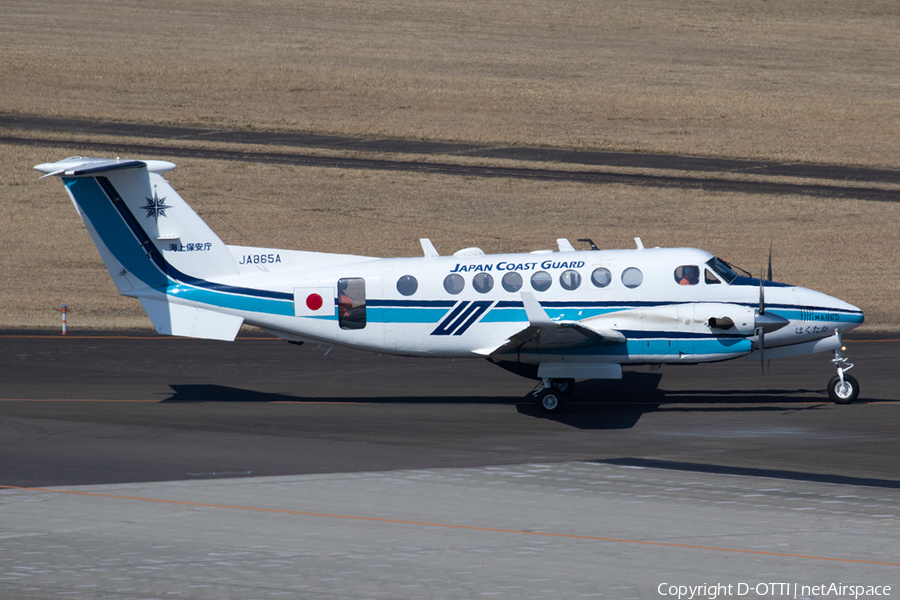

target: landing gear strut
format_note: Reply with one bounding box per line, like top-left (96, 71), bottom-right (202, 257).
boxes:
top-left (531, 378), bottom-right (576, 414)
top-left (828, 339), bottom-right (859, 404)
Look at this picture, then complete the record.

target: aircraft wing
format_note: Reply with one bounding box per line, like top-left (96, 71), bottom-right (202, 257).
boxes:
top-left (475, 292), bottom-right (626, 356)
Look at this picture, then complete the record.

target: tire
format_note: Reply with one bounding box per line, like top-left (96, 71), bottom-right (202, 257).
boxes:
top-left (535, 388), bottom-right (564, 414)
top-left (828, 374), bottom-right (859, 404)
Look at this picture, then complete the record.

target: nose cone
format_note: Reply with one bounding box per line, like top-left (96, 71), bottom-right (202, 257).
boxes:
top-left (839, 299), bottom-right (865, 331)
top-left (794, 286), bottom-right (864, 333)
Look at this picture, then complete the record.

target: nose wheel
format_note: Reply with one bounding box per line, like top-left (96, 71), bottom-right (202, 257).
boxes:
top-left (828, 373), bottom-right (859, 404)
top-left (828, 337), bottom-right (859, 404)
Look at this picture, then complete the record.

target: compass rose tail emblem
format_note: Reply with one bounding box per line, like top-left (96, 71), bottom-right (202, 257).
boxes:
top-left (141, 191), bottom-right (171, 222)
top-left (34, 156), bottom-right (241, 293)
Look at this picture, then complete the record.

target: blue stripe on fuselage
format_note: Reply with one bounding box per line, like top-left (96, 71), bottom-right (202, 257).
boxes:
top-left (531, 336), bottom-right (754, 358)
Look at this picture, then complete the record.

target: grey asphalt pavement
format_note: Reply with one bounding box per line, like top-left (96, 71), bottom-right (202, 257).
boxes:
top-left (2, 331), bottom-right (897, 487)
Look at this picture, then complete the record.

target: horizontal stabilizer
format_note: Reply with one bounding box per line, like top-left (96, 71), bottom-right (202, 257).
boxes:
top-left (140, 298), bottom-right (244, 341)
top-left (35, 157), bottom-right (177, 178)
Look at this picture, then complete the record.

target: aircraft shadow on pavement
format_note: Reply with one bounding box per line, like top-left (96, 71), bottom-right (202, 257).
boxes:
top-left (593, 458), bottom-right (900, 490)
top-left (157, 370), bottom-right (883, 431)
top-left (513, 373), bottom-right (847, 429)
top-left (160, 384), bottom-right (521, 406)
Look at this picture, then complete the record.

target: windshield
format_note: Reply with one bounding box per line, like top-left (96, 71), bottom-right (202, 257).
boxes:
top-left (705, 257), bottom-right (738, 284)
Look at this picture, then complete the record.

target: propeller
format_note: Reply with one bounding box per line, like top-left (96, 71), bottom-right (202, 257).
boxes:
top-left (755, 242), bottom-right (784, 374)
top-left (756, 268), bottom-right (766, 373)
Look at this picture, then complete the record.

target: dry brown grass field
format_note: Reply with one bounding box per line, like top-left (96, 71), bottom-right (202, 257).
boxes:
top-left (3, 0), bottom-right (899, 167)
top-left (1, 0), bottom-right (898, 330)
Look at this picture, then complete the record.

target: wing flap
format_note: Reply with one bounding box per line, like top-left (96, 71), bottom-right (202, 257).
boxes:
top-left (475, 293), bottom-right (626, 356)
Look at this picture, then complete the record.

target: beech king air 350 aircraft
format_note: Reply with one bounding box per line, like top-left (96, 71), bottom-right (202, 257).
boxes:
top-left (36, 156), bottom-right (865, 413)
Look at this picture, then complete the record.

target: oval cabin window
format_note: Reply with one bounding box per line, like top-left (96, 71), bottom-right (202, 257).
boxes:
top-left (622, 267), bottom-right (643, 289)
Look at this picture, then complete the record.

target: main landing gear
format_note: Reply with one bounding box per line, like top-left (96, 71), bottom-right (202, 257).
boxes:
top-left (531, 378), bottom-right (576, 414)
top-left (828, 343), bottom-right (859, 404)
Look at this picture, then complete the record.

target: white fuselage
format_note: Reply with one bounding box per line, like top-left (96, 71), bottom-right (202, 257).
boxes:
top-left (184, 244), bottom-right (863, 366)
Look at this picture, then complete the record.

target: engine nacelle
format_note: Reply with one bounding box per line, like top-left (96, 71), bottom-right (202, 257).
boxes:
top-left (701, 303), bottom-right (757, 336)
top-left (583, 303), bottom-right (757, 337)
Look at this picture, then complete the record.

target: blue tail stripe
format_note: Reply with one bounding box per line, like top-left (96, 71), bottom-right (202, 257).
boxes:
top-left (65, 177), bottom-right (170, 289)
top-left (65, 175), bottom-right (293, 309)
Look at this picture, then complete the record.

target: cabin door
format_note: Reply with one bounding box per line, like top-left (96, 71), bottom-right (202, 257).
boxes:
top-left (337, 277), bottom-right (366, 330)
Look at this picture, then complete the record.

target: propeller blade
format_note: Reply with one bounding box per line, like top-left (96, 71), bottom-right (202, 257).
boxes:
top-left (754, 326), bottom-right (766, 375)
top-left (767, 239), bottom-right (773, 281)
top-left (758, 268), bottom-right (766, 316)
top-left (760, 329), bottom-right (765, 374)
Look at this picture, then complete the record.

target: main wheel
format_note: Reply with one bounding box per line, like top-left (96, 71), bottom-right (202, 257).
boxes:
top-left (827, 374), bottom-right (859, 404)
top-left (549, 378), bottom-right (576, 397)
top-left (535, 388), bottom-right (565, 414)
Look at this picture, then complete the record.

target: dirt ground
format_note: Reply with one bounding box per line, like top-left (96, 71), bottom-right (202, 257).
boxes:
top-left (2, 0), bottom-right (899, 167)
top-left (1, 0), bottom-right (898, 330)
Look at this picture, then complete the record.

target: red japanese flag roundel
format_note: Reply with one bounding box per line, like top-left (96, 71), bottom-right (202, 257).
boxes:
top-left (293, 287), bottom-right (334, 316)
top-left (306, 293), bottom-right (323, 311)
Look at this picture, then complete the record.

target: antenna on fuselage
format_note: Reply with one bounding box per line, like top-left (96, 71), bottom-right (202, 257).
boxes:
top-left (577, 238), bottom-right (599, 251)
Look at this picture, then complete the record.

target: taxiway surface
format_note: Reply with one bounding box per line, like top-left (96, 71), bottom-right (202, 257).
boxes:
top-left (2, 331), bottom-right (898, 487)
top-left (1, 331), bottom-right (898, 599)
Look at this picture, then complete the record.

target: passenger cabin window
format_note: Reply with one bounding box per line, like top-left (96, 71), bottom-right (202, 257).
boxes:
top-left (337, 277), bottom-right (366, 329)
top-left (502, 271), bottom-right (523, 292)
top-left (560, 269), bottom-right (582, 290)
top-left (674, 265), bottom-right (700, 286)
top-left (473, 272), bottom-right (494, 294)
top-left (622, 267), bottom-right (643, 289)
top-left (397, 275), bottom-right (418, 296)
top-left (531, 270), bottom-right (552, 292)
top-left (443, 273), bottom-right (464, 295)
top-left (705, 269), bottom-right (721, 284)
top-left (591, 267), bottom-right (611, 288)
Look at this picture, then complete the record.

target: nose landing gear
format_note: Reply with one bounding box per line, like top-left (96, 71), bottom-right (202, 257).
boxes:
top-left (828, 338), bottom-right (859, 404)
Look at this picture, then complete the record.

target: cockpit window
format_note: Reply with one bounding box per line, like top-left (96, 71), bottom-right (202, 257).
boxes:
top-left (674, 265), bottom-right (700, 286)
top-left (706, 257), bottom-right (738, 284)
top-left (705, 269), bottom-right (721, 284)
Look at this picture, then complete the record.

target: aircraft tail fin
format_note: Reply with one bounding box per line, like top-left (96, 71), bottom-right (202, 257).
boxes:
top-left (36, 157), bottom-right (245, 339)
